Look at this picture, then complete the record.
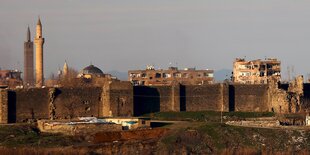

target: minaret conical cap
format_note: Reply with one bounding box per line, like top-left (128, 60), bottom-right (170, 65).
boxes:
top-left (27, 26), bottom-right (31, 41)
top-left (37, 17), bottom-right (42, 25)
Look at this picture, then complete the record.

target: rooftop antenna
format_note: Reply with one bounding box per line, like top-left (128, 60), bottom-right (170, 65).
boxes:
top-left (292, 65), bottom-right (295, 79)
top-left (16, 61), bottom-right (21, 71)
top-left (287, 66), bottom-right (291, 82)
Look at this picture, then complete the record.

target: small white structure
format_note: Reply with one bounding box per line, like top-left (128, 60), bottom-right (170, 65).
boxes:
top-left (306, 116), bottom-right (310, 126)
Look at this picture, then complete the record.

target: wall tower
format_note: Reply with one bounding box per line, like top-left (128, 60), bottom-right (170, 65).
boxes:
top-left (34, 17), bottom-right (45, 87)
top-left (24, 26), bottom-right (34, 86)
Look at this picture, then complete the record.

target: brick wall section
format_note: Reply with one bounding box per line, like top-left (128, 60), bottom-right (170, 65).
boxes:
top-left (232, 84), bottom-right (269, 112)
top-left (133, 86), bottom-right (161, 116)
top-left (7, 82), bottom-right (310, 123)
top-left (103, 81), bottom-right (133, 117)
top-left (133, 85), bottom-right (175, 116)
top-left (0, 89), bottom-right (8, 123)
top-left (185, 84), bottom-right (224, 111)
top-left (9, 87), bottom-right (103, 122)
top-left (134, 84), bottom-right (268, 114)
top-left (12, 88), bottom-right (49, 122)
top-left (53, 87), bottom-right (102, 119)
top-left (222, 83), bottom-right (230, 112)
top-left (171, 83), bottom-right (180, 112)
top-left (301, 84), bottom-right (310, 110)
top-left (156, 86), bottom-right (173, 112)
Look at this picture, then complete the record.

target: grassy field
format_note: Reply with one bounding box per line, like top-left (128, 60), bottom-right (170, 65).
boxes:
top-left (145, 111), bottom-right (275, 122)
top-left (0, 111), bottom-right (309, 154)
top-left (158, 121), bottom-right (310, 154)
top-left (148, 111), bottom-right (310, 154)
top-left (0, 124), bottom-right (80, 147)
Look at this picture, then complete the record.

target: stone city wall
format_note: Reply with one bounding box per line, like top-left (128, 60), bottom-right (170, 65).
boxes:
top-left (232, 84), bottom-right (269, 112)
top-left (52, 87), bottom-right (102, 119)
top-left (103, 81), bottom-right (133, 117)
top-left (0, 89), bottom-right (8, 123)
top-left (10, 88), bottom-right (49, 123)
top-left (4, 81), bottom-right (134, 123)
top-left (2, 79), bottom-right (310, 123)
top-left (184, 84), bottom-right (228, 112)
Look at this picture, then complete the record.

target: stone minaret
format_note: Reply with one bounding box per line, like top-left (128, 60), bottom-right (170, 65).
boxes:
top-left (34, 17), bottom-right (45, 87)
top-left (63, 61), bottom-right (68, 77)
top-left (24, 26), bottom-right (34, 86)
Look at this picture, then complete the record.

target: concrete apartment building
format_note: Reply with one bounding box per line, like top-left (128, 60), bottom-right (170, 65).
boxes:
top-left (232, 58), bottom-right (281, 84)
top-left (0, 70), bottom-right (23, 88)
top-left (128, 66), bottom-right (214, 86)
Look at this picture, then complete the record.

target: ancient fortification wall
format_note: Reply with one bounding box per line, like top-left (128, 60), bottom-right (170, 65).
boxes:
top-left (133, 86), bottom-right (171, 116)
top-left (0, 89), bottom-right (8, 123)
top-left (133, 83), bottom-right (184, 116)
top-left (103, 81), bottom-right (133, 117)
top-left (184, 84), bottom-right (228, 112)
top-left (232, 84), bottom-right (269, 112)
top-left (2, 77), bottom-right (309, 123)
top-left (52, 87), bottom-right (102, 119)
top-left (11, 88), bottom-right (49, 123)
top-left (4, 81), bottom-right (135, 123)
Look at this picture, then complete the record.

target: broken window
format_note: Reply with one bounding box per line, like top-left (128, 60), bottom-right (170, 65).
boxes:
top-left (141, 73), bottom-right (146, 78)
top-left (239, 65), bottom-right (246, 69)
top-left (163, 73), bottom-right (167, 78)
top-left (204, 73), bottom-right (214, 77)
top-left (267, 64), bottom-right (272, 69)
top-left (174, 73), bottom-right (181, 78)
top-left (267, 71), bottom-right (274, 76)
top-left (155, 73), bottom-right (161, 78)
top-left (182, 73), bottom-right (188, 78)
top-left (259, 65), bottom-right (266, 70)
top-left (132, 80), bottom-right (139, 85)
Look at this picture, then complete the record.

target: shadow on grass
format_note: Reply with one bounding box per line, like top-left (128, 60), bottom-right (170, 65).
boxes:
top-left (151, 122), bottom-right (173, 128)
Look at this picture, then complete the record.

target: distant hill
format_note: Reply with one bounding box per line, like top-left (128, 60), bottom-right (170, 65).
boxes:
top-left (214, 69), bottom-right (232, 82)
top-left (107, 70), bottom-right (128, 81)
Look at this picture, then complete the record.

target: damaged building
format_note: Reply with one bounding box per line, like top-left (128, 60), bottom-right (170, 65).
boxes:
top-left (128, 65), bottom-right (214, 86)
top-left (0, 69), bottom-right (23, 88)
top-left (233, 58), bottom-right (281, 84)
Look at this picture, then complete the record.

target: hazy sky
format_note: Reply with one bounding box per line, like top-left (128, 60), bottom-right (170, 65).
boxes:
top-left (1, 0), bottom-right (310, 80)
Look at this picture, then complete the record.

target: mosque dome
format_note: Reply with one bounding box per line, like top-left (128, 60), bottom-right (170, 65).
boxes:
top-left (81, 65), bottom-right (104, 75)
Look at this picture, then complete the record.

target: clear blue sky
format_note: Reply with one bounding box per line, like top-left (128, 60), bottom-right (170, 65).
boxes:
top-left (1, 0), bottom-right (310, 80)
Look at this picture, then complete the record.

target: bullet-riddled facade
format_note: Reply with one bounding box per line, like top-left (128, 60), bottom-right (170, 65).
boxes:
top-left (128, 66), bottom-right (214, 86)
top-left (233, 58), bottom-right (281, 84)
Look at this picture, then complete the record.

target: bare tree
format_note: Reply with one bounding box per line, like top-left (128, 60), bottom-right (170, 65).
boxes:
top-left (59, 67), bottom-right (89, 87)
